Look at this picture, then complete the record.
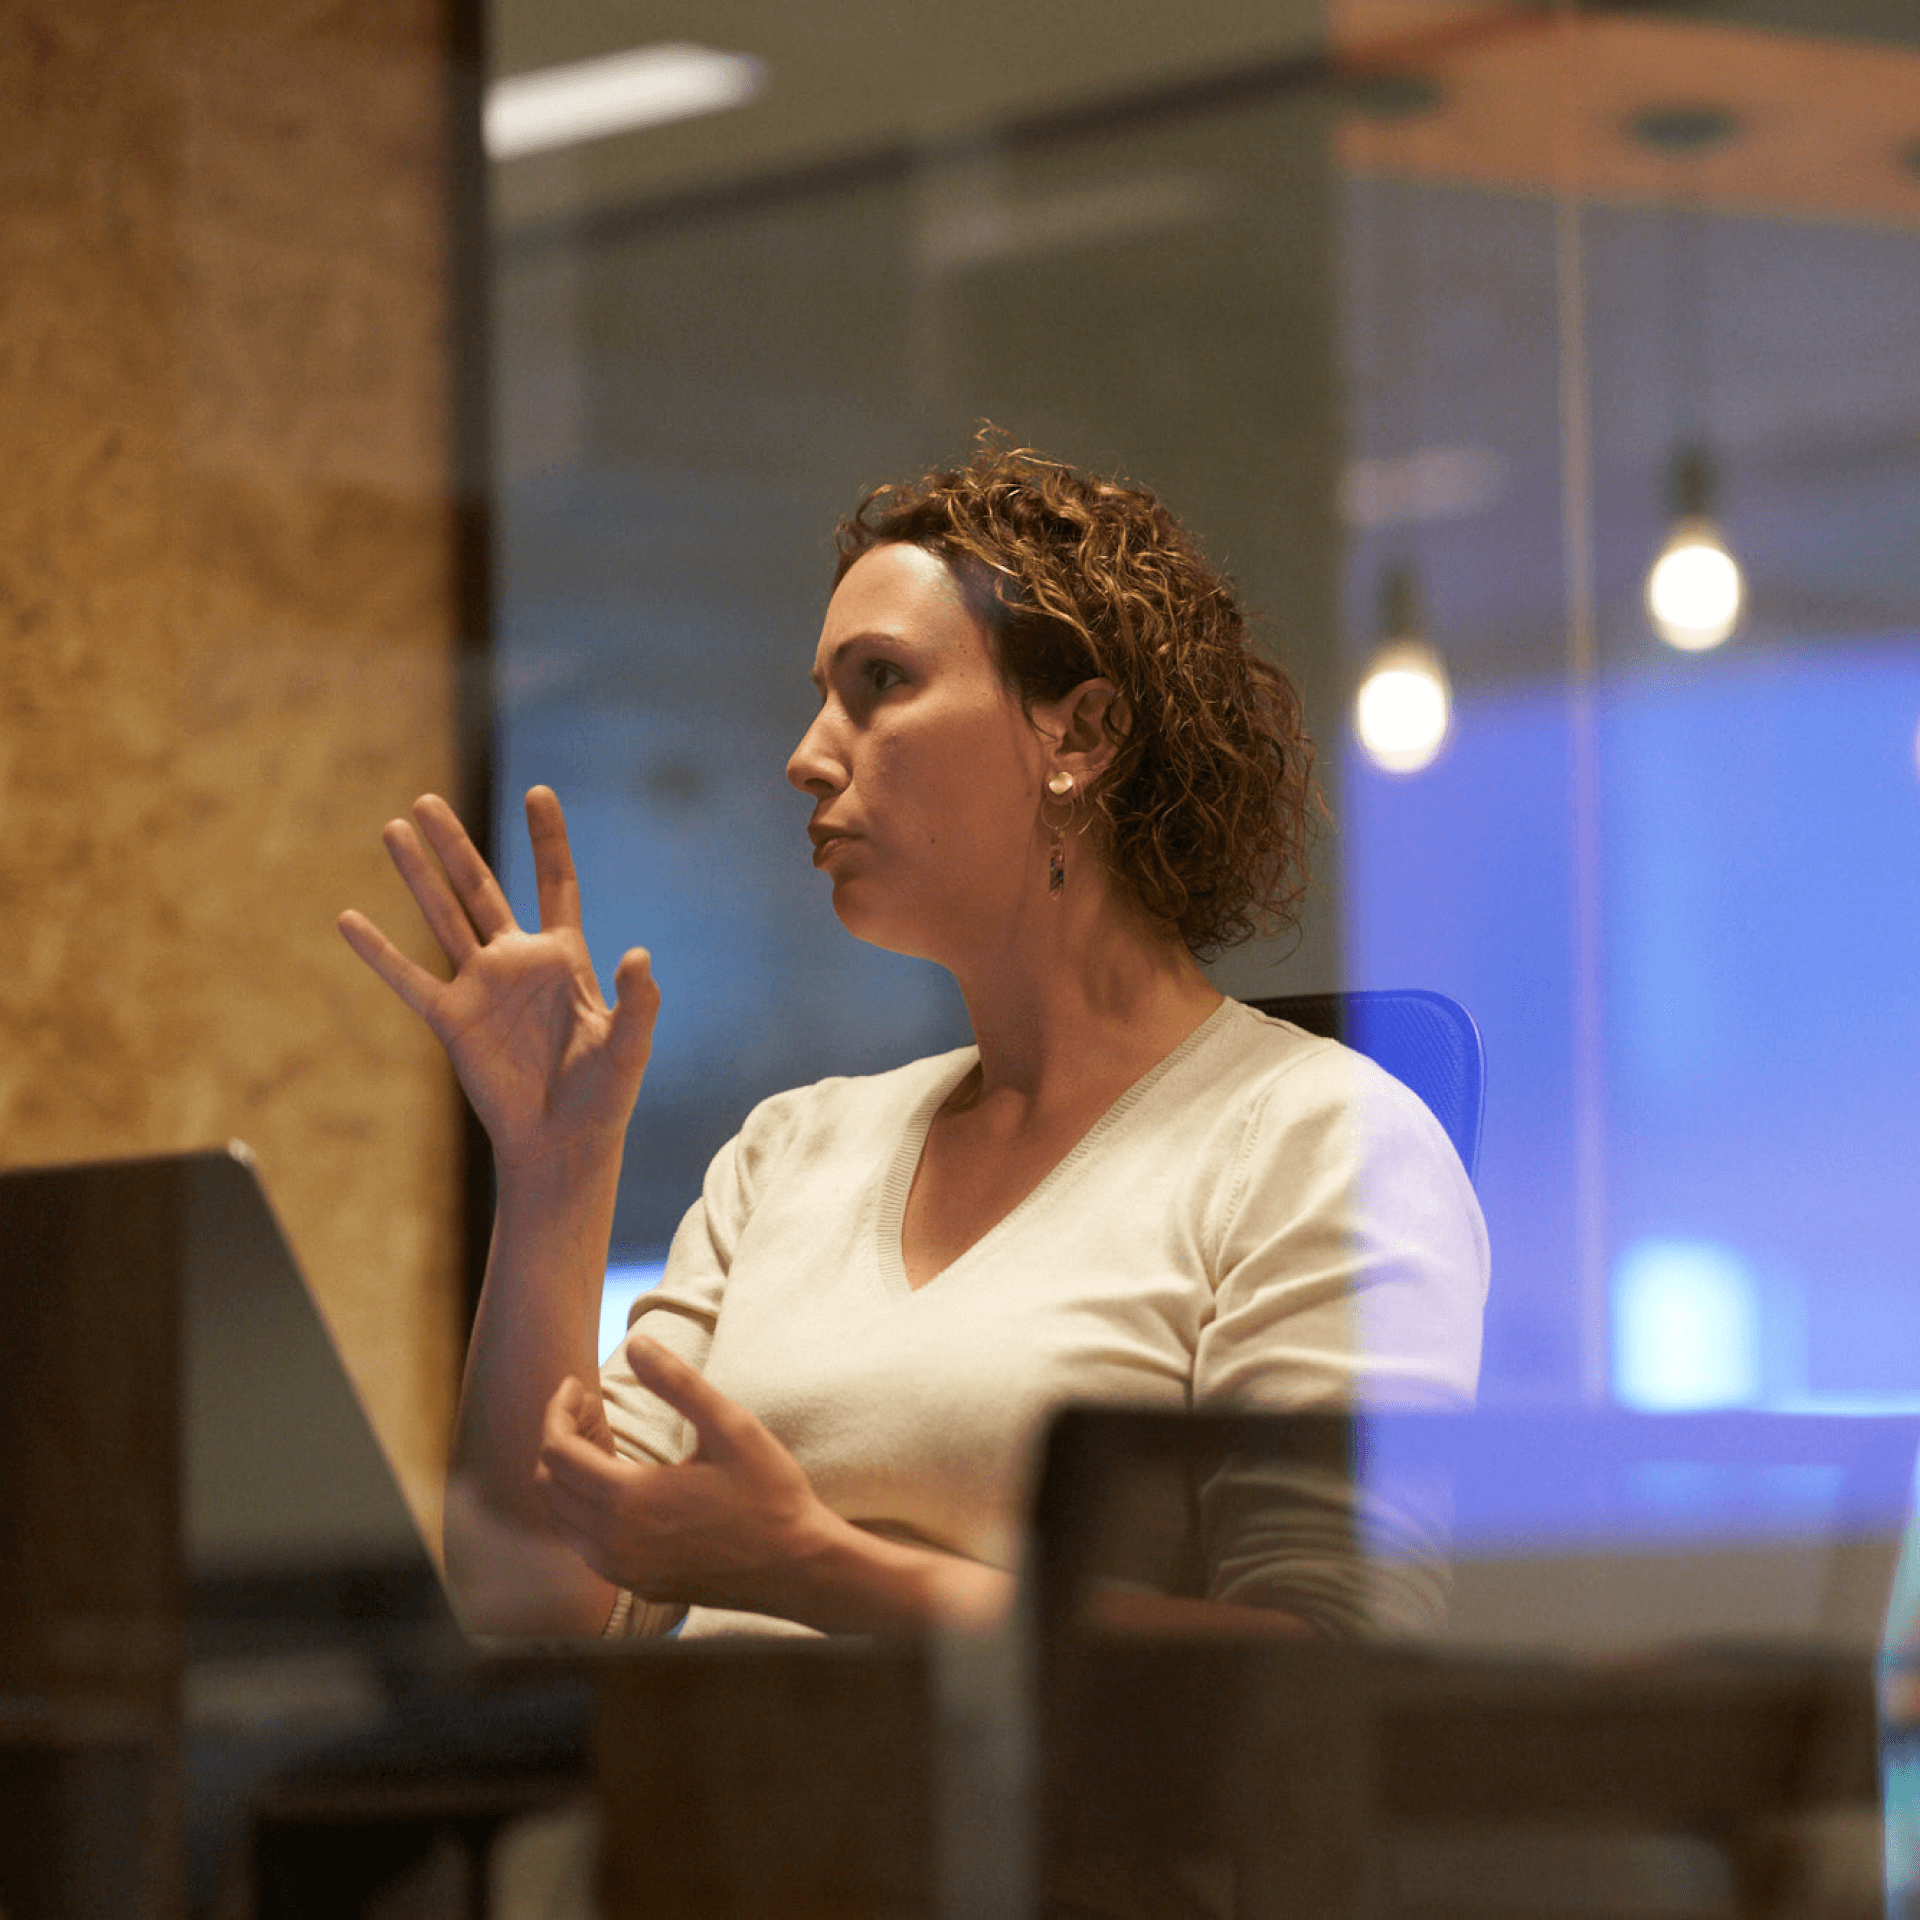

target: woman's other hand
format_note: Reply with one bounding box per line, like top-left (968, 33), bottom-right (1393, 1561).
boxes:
top-left (535, 1337), bottom-right (1014, 1635)
top-left (534, 1339), bottom-right (831, 1615)
top-left (337, 786), bottom-right (658, 1170)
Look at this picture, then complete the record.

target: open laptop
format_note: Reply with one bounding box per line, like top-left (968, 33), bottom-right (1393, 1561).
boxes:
top-left (0, 1146), bottom-right (589, 1915)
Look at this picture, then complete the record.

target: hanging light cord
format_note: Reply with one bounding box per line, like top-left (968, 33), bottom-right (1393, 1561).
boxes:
top-left (1552, 0), bottom-right (1611, 1409)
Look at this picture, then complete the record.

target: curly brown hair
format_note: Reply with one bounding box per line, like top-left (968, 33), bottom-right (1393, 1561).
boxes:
top-left (833, 437), bottom-right (1314, 958)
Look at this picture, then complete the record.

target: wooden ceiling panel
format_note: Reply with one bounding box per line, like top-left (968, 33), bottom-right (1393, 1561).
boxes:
top-left (1337, 12), bottom-right (1920, 229)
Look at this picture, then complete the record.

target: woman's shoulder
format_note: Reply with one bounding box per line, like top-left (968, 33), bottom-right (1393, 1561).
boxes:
top-left (1193, 999), bottom-right (1466, 1170)
top-left (693, 1045), bottom-right (977, 1221)
top-left (1187, 997), bottom-right (1363, 1099)
top-left (1193, 1002), bottom-right (1489, 1306)
top-left (729, 1045), bottom-right (978, 1154)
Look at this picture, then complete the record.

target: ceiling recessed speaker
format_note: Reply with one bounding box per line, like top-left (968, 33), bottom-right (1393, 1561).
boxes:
top-left (1627, 104), bottom-right (1743, 154)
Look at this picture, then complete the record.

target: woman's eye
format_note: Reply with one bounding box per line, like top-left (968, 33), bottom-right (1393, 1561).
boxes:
top-left (863, 659), bottom-right (905, 692)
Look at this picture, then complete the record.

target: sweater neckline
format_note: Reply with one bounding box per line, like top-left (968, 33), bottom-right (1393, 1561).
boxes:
top-left (874, 996), bottom-right (1244, 1300)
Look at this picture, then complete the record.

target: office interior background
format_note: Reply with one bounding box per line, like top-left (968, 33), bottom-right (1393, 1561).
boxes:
top-left (484, 0), bottom-right (1920, 1420)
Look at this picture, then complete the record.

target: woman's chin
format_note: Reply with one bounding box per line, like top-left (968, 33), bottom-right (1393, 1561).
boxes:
top-left (830, 890), bottom-right (901, 950)
top-left (828, 884), bottom-right (940, 963)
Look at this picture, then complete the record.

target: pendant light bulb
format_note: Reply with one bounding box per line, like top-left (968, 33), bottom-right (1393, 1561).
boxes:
top-left (1355, 566), bottom-right (1451, 775)
top-left (1647, 449), bottom-right (1743, 652)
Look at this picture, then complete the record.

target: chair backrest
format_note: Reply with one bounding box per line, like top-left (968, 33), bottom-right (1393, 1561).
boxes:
top-left (1248, 990), bottom-right (1485, 1183)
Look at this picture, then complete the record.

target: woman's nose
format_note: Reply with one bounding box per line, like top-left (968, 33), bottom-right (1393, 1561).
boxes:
top-left (786, 707), bottom-right (845, 796)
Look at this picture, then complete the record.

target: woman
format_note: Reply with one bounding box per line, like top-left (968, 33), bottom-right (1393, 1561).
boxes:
top-left (338, 441), bottom-right (1487, 1642)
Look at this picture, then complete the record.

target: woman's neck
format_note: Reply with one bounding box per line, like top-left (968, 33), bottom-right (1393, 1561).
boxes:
top-left (944, 878), bottom-right (1223, 1109)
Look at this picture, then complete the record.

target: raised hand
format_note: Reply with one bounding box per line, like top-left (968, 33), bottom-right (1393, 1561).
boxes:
top-left (338, 787), bottom-right (659, 1171)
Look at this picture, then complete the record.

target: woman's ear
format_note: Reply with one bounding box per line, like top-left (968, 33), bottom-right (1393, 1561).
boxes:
top-left (1039, 678), bottom-right (1130, 784)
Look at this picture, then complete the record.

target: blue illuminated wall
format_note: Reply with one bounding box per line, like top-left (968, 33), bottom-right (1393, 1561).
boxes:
top-left (1343, 642), bottom-right (1920, 1407)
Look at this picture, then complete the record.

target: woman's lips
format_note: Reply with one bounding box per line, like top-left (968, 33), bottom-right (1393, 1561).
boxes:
top-left (810, 830), bottom-right (857, 868)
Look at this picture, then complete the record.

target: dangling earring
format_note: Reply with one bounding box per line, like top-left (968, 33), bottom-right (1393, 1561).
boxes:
top-left (1044, 772), bottom-right (1076, 897)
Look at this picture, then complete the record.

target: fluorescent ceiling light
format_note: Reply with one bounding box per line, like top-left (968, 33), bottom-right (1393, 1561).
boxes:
top-left (485, 44), bottom-right (764, 161)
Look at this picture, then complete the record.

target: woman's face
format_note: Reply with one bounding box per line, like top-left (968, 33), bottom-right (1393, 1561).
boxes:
top-left (786, 542), bottom-right (1054, 961)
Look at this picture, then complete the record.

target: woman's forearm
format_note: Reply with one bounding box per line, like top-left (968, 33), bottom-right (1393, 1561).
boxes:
top-left (722, 1509), bottom-right (1015, 1637)
top-left (444, 1142), bottom-right (625, 1634)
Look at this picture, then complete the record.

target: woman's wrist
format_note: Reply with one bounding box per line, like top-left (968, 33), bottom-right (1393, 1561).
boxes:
top-left (493, 1127), bottom-right (627, 1201)
top-left (488, 1137), bottom-right (628, 1278)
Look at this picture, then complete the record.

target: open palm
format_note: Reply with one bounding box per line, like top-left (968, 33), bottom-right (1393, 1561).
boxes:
top-left (338, 787), bottom-right (658, 1169)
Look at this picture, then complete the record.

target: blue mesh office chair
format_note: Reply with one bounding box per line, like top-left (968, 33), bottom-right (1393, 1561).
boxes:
top-left (1248, 991), bottom-right (1485, 1183)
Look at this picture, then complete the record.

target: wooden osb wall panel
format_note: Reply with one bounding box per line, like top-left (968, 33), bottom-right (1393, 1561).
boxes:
top-left (0, 1), bottom-right (471, 1550)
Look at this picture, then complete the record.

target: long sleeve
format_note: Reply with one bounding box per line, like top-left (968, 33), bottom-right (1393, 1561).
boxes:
top-left (594, 1088), bottom-right (807, 1635)
top-left (1193, 1042), bottom-right (1488, 1633)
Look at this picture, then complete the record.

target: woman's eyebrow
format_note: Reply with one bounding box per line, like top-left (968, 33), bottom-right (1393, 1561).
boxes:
top-left (810, 631), bottom-right (905, 693)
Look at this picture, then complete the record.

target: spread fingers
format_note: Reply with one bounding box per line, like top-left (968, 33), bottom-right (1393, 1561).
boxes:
top-left (410, 794), bottom-right (518, 944)
top-left (381, 817), bottom-right (484, 965)
top-left (336, 909), bottom-right (446, 1020)
top-left (525, 786), bottom-right (583, 933)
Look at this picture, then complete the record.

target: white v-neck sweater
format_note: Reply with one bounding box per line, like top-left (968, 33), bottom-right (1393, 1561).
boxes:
top-left (599, 998), bottom-right (1488, 1639)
